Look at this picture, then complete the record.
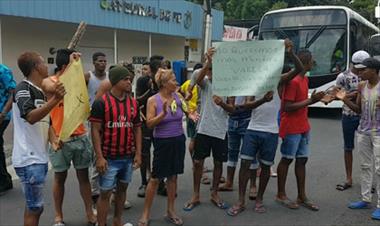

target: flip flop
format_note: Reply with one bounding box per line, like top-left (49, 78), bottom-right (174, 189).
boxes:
top-left (210, 199), bottom-right (229, 209)
top-left (249, 190), bottom-right (257, 200)
top-left (138, 219), bottom-right (150, 226)
top-left (227, 205), bottom-right (245, 216)
top-left (218, 185), bottom-right (233, 192)
top-left (275, 198), bottom-right (299, 209)
top-left (255, 202), bottom-right (266, 213)
top-left (165, 215), bottom-right (183, 226)
top-left (53, 221), bottom-right (65, 226)
top-left (336, 182), bottom-right (352, 191)
top-left (183, 201), bottom-right (201, 211)
top-left (298, 198), bottom-right (319, 211)
top-left (201, 176), bottom-right (211, 185)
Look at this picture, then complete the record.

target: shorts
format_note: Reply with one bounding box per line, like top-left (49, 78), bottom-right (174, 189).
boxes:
top-left (186, 117), bottom-right (197, 139)
top-left (240, 130), bottom-right (279, 168)
top-left (99, 158), bottom-right (133, 191)
top-left (193, 133), bottom-right (228, 162)
top-left (227, 118), bottom-right (249, 166)
top-left (342, 115), bottom-right (360, 151)
top-left (152, 135), bottom-right (186, 179)
top-left (14, 163), bottom-right (48, 212)
top-left (280, 132), bottom-right (310, 159)
top-left (49, 135), bottom-right (92, 172)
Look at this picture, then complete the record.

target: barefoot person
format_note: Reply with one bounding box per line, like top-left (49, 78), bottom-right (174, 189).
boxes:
top-left (138, 69), bottom-right (194, 226)
top-left (336, 57), bottom-right (380, 220)
top-left (227, 39), bottom-right (304, 215)
top-left (276, 49), bottom-right (325, 211)
top-left (43, 49), bottom-right (96, 226)
top-left (183, 48), bottom-right (234, 211)
top-left (90, 65), bottom-right (142, 226)
top-left (334, 50), bottom-right (369, 191)
top-left (13, 51), bottom-right (65, 226)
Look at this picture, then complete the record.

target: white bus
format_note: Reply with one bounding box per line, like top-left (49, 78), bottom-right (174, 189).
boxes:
top-left (258, 6), bottom-right (380, 108)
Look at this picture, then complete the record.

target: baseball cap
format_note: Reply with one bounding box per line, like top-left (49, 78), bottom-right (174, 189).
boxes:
top-left (351, 50), bottom-right (370, 64)
top-left (354, 57), bottom-right (380, 69)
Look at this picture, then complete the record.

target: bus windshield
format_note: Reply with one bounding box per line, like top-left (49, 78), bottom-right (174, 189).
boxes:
top-left (261, 28), bottom-right (347, 76)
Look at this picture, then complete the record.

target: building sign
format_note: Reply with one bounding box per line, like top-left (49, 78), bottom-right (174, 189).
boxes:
top-left (223, 25), bottom-right (248, 41)
top-left (100, 0), bottom-right (192, 29)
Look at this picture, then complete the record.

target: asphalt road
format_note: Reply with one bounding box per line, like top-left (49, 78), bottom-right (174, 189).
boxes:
top-left (1, 109), bottom-right (379, 226)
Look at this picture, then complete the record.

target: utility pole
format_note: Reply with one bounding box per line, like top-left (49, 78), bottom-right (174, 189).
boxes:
top-left (203, 0), bottom-right (212, 58)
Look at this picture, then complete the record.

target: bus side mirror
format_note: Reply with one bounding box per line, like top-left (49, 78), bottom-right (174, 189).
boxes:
top-left (375, 6), bottom-right (380, 19)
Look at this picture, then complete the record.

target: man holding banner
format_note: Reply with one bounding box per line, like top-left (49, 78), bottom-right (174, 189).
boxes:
top-left (226, 39), bottom-right (304, 215)
top-left (183, 48), bottom-right (234, 211)
top-left (42, 49), bottom-right (96, 226)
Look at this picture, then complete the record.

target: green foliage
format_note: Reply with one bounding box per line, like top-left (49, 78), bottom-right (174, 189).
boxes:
top-left (186, 0), bottom-right (378, 23)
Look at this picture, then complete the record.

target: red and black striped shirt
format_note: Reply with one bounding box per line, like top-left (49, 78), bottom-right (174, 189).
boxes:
top-left (90, 92), bottom-right (141, 159)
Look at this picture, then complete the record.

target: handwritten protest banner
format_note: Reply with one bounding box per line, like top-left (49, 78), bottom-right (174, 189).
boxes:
top-left (212, 40), bottom-right (285, 96)
top-left (59, 58), bottom-right (90, 141)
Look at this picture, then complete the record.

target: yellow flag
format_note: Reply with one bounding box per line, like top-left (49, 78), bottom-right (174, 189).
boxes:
top-left (59, 59), bottom-right (90, 141)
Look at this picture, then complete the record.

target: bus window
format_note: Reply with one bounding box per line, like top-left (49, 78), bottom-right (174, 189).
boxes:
top-left (261, 28), bottom-right (346, 76)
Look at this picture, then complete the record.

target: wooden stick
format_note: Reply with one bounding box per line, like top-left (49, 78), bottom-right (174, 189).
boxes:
top-left (67, 21), bottom-right (87, 50)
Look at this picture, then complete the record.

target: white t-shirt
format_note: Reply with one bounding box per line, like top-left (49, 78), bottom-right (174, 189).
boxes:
top-left (197, 77), bottom-right (228, 139)
top-left (12, 80), bottom-right (49, 168)
top-left (247, 91), bottom-right (281, 134)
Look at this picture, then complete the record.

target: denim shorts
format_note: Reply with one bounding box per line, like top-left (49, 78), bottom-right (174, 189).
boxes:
top-left (227, 118), bottom-right (249, 167)
top-left (342, 115), bottom-right (360, 151)
top-left (15, 163), bottom-right (48, 212)
top-left (240, 130), bottom-right (279, 169)
top-left (280, 132), bottom-right (310, 159)
top-left (99, 158), bottom-right (133, 191)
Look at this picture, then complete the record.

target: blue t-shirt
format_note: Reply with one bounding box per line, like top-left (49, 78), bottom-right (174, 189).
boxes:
top-left (0, 64), bottom-right (16, 120)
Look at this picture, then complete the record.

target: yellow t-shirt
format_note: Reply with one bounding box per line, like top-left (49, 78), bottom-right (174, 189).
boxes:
top-left (180, 80), bottom-right (198, 113)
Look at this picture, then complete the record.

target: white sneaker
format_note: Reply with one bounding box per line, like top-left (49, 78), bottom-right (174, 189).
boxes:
top-left (123, 223), bottom-right (133, 226)
top-left (92, 204), bottom-right (97, 216)
top-left (124, 200), bottom-right (132, 209)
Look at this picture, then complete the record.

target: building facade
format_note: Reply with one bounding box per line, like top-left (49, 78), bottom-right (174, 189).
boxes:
top-left (0, 0), bottom-right (224, 81)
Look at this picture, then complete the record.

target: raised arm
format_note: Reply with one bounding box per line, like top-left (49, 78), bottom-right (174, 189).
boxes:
top-left (278, 39), bottom-right (304, 86)
top-left (195, 48), bottom-right (215, 86)
top-left (240, 91), bottom-right (274, 111)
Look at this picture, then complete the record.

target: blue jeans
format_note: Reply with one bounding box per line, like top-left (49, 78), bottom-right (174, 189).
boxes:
top-left (240, 130), bottom-right (279, 169)
top-left (99, 158), bottom-right (133, 191)
top-left (280, 132), bottom-right (310, 159)
top-left (342, 115), bottom-right (360, 151)
top-left (15, 163), bottom-right (48, 212)
top-left (227, 118), bottom-right (249, 167)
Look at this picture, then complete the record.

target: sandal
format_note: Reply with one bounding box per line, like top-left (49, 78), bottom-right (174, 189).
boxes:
top-left (138, 219), bottom-right (150, 226)
top-left (336, 182), bottom-right (352, 191)
top-left (165, 215), bottom-right (183, 226)
top-left (255, 202), bottom-right (266, 213)
top-left (210, 198), bottom-right (229, 209)
top-left (53, 221), bottom-right (65, 226)
top-left (218, 185), bottom-right (233, 192)
top-left (298, 198), bottom-right (319, 211)
top-left (249, 190), bottom-right (257, 200)
top-left (183, 201), bottom-right (200, 211)
top-left (201, 176), bottom-right (211, 185)
top-left (227, 205), bottom-right (245, 216)
top-left (275, 197), bottom-right (299, 209)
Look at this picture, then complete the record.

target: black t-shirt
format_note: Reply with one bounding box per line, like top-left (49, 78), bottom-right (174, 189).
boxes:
top-left (14, 80), bottom-right (46, 119)
top-left (136, 76), bottom-right (157, 118)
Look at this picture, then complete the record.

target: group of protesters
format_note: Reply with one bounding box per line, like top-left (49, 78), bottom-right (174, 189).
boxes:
top-left (0, 37), bottom-right (380, 226)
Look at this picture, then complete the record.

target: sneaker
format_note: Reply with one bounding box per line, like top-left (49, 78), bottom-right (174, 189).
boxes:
top-left (122, 223), bottom-right (133, 226)
top-left (348, 201), bottom-right (371, 209)
top-left (372, 208), bottom-right (380, 220)
top-left (137, 185), bottom-right (146, 198)
top-left (124, 200), bottom-right (132, 209)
